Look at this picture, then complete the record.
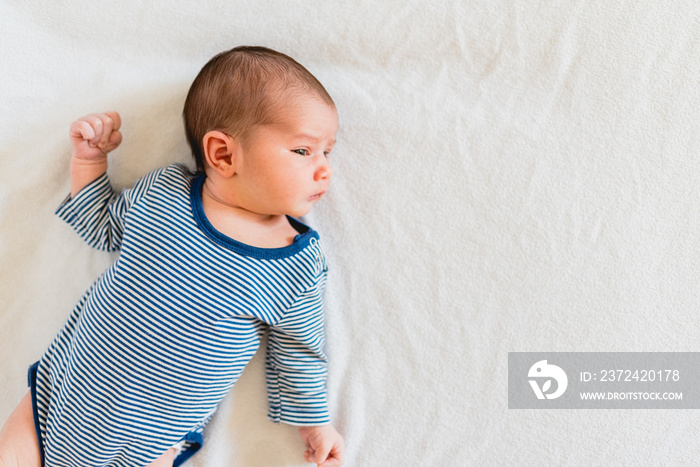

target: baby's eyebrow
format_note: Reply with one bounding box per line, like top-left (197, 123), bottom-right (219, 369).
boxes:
top-left (293, 134), bottom-right (335, 146)
top-left (293, 133), bottom-right (319, 141)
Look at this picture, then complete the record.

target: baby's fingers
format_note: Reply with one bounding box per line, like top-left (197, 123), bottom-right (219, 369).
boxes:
top-left (103, 130), bottom-right (123, 152)
top-left (103, 111), bottom-right (121, 131)
top-left (96, 111), bottom-right (121, 149)
top-left (82, 113), bottom-right (112, 148)
top-left (70, 112), bottom-right (123, 159)
top-left (317, 447), bottom-right (343, 467)
top-left (69, 119), bottom-right (97, 144)
top-left (71, 113), bottom-right (118, 147)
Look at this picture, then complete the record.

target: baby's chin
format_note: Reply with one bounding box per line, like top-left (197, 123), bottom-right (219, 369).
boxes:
top-left (285, 202), bottom-right (317, 219)
top-left (287, 207), bottom-right (313, 218)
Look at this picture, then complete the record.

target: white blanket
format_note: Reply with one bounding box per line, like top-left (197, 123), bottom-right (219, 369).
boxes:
top-left (2, 1), bottom-right (700, 465)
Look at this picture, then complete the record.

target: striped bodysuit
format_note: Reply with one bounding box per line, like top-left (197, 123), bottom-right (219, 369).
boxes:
top-left (29, 164), bottom-right (330, 466)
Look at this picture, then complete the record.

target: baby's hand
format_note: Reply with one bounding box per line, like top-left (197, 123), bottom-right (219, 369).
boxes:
top-left (298, 424), bottom-right (345, 467)
top-left (69, 112), bottom-right (122, 160)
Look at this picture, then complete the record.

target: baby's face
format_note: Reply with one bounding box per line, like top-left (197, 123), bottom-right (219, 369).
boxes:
top-left (236, 96), bottom-right (338, 218)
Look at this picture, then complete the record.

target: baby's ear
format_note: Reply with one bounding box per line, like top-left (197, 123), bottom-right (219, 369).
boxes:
top-left (203, 131), bottom-right (238, 177)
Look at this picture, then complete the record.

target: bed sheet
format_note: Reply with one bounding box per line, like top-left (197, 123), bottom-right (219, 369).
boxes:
top-left (2, 1), bottom-right (700, 465)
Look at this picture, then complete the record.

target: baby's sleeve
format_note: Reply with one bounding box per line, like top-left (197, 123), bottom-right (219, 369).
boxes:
top-left (55, 169), bottom-right (162, 252)
top-left (265, 273), bottom-right (331, 426)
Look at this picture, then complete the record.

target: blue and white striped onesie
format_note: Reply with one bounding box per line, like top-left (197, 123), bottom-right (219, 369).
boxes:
top-left (29, 163), bottom-right (331, 466)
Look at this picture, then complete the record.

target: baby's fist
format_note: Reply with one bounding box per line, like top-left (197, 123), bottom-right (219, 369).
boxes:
top-left (70, 112), bottom-right (122, 160)
top-left (298, 424), bottom-right (345, 467)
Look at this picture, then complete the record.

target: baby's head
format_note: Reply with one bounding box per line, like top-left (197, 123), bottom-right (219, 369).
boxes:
top-left (183, 46), bottom-right (336, 173)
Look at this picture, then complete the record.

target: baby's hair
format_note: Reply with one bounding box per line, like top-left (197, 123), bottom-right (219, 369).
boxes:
top-left (183, 45), bottom-right (335, 172)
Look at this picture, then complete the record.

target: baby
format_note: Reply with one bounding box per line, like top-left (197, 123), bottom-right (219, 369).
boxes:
top-left (0, 46), bottom-right (344, 467)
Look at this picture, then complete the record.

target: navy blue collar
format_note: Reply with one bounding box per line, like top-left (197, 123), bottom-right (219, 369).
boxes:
top-left (189, 173), bottom-right (318, 259)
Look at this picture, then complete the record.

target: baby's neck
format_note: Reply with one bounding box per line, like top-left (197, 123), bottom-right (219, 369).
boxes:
top-left (200, 179), bottom-right (299, 248)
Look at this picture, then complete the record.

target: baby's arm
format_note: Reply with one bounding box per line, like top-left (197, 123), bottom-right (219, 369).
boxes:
top-left (299, 425), bottom-right (345, 467)
top-left (69, 112), bottom-right (122, 197)
top-left (266, 282), bottom-right (345, 465)
top-left (58, 111), bottom-right (145, 252)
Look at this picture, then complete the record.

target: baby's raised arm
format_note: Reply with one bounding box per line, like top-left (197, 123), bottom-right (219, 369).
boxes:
top-left (69, 112), bottom-right (122, 197)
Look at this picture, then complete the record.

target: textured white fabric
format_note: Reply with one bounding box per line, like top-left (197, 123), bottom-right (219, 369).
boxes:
top-left (2, 1), bottom-right (700, 465)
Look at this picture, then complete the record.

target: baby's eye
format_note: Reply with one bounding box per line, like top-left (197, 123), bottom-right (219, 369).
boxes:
top-left (292, 148), bottom-right (310, 156)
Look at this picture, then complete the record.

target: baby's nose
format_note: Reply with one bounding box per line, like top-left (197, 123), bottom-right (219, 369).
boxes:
top-left (315, 158), bottom-right (332, 181)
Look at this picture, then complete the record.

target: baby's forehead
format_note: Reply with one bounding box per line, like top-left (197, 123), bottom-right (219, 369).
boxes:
top-left (270, 88), bottom-right (336, 117)
top-left (259, 97), bottom-right (338, 140)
